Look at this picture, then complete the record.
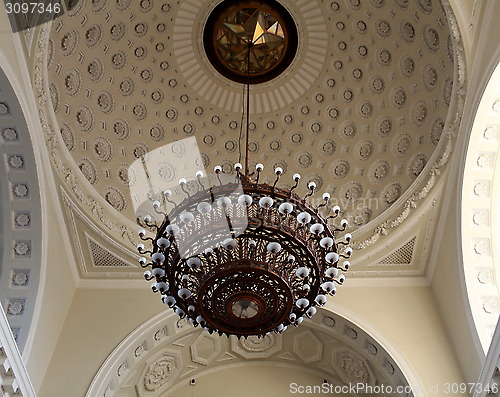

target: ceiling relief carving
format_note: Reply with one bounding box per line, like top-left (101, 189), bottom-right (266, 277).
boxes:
top-left (143, 351), bottom-right (181, 392)
top-left (33, 0), bottom-right (465, 277)
top-left (461, 62), bottom-right (500, 352)
top-left (0, 68), bottom-right (43, 352)
top-left (86, 309), bottom-right (412, 397)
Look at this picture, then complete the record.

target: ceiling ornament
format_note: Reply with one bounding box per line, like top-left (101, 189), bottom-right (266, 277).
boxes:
top-left (34, 0), bottom-right (466, 271)
top-left (86, 309), bottom-right (413, 397)
top-left (137, 2), bottom-right (353, 337)
top-left (0, 68), bottom-right (43, 352)
top-left (352, 0), bottom-right (467, 250)
top-left (203, 0), bottom-right (297, 84)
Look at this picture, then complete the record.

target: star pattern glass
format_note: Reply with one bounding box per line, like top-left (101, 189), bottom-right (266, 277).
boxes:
top-left (216, 7), bottom-right (286, 75)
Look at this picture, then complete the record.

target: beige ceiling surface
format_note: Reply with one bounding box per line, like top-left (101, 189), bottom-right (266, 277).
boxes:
top-left (43, 0), bottom-right (455, 233)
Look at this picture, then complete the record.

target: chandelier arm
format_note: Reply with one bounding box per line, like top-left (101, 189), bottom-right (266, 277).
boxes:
top-left (316, 198), bottom-right (330, 211)
top-left (215, 170), bottom-right (223, 186)
top-left (196, 175), bottom-right (206, 191)
top-left (303, 187), bottom-right (315, 203)
top-left (164, 195), bottom-right (177, 209)
top-left (272, 172), bottom-right (281, 191)
top-left (180, 183), bottom-right (191, 198)
top-left (289, 180), bottom-right (300, 198)
top-left (141, 261), bottom-right (152, 269)
top-left (152, 206), bottom-right (168, 217)
top-left (143, 217), bottom-right (157, 229)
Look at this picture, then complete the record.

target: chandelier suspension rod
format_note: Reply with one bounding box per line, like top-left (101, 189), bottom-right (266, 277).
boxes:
top-left (244, 43), bottom-right (251, 175)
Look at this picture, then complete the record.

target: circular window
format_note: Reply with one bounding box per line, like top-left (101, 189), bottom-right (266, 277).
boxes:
top-left (204, 0), bottom-right (298, 84)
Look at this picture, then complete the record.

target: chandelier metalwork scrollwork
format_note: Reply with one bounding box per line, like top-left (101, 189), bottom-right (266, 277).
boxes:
top-left (136, 0), bottom-right (352, 338)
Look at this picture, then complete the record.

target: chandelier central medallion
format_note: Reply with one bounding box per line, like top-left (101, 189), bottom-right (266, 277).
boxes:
top-left (204, 0), bottom-right (298, 84)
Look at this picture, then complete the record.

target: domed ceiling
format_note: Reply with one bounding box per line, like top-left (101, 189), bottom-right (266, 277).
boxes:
top-left (41, 0), bottom-right (456, 249)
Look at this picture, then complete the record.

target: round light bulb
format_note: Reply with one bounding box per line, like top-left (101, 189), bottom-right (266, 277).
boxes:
top-left (238, 194), bottom-right (253, 207)
top-left (152, 267), bottom-right (165, 278)
top-left (296, 267), bottom-right (310, 278)
top-left (325, 267), bottom-right (339, 278)
top-left (320, 237), bottom-right (334, 249)
top-left (296, 298), bottom-right (309, 309)
top-left (217, 196), bottom-right (232, 208)
top-left (223, 238), bottom-right (238, 250)
top-left (297, 212), bottom-right (312, 224)
top-left (259, 196), bottom-right (274, 209)
top-left (187, 257), bottom-right (202, 269)
top-left (266, 242), bottom-right (282, 253)
top-left (152, 252), bottom-right (165, 263)
top-left (166, 224), bottom-right (180, 235)
top-left (180, 211), bottom-right (195, 223)
top-left (278, 202), bottom-right (293, 214)
top-left (157, 237), bottom-right (170, 249)
top-left (315, 294), bottom-right (327, 306)
top-left (157, 282), bottom-right (168, 293)
top-left (321, 281), bottom-right (336, 293)
top-left (197, 202), bottom-right (212, 214)
top-left (310, 223), bottom-right (324, 234)
top-left (178, 288), bottom-right (192, 299)
top-left (306, 306), bottom-right (317, 318)
top-left (325, 252), bottom-right (339, 264)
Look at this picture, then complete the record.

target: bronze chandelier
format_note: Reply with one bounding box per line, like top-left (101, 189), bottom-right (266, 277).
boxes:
top-left (137, 0), bottom-right (353, 337)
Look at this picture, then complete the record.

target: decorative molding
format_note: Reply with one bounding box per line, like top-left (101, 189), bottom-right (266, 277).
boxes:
top-left (0, 302), bottom-right (36, 396)
top-left (88, 237), bottom-right (133, 268)
top-left (378, 236), bottom-right (417, 266)
top-left (474, 317), bottom-right (500, 397)
top-left (31, 0), bottom-right (463, 271)
top-left (61, 190), bottom-right (138, 280)
top-left (461, 61), bottom-right (500, 352)
top-left (352, 0), bottom-right (466, 249)
top-left (0, 67), bottom-right (42, 352)
top-left (32, 22), bottom-right (138, 246)
top-left (86, 309), bottom-right (413, 397)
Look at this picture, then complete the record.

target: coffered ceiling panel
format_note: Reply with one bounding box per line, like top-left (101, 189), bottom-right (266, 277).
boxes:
top-left (32, 0), bottom-right (464, 279)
